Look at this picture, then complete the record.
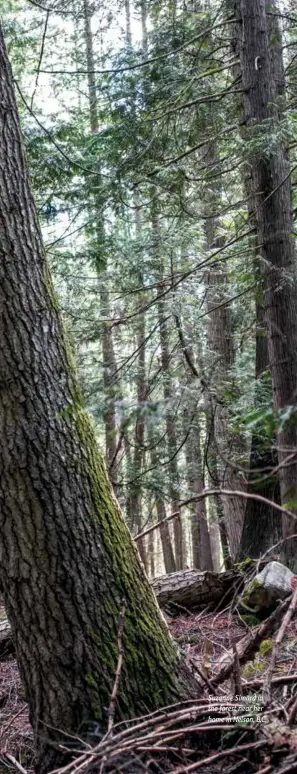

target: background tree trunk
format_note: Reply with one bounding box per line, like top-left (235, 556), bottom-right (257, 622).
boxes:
top-left (236, 0), bottom-right (297, 568)
top-left (238, 295), bottom-right (282, 559)
top-left (83, 0), bottom-right (118, 479)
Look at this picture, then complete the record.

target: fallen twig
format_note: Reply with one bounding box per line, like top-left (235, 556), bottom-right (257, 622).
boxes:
top-left (288, 694), bottom-right (297, 726)
top-left (244, 672), bottom-right (297, 689)
top-left (171, 740), bottom-right (267, 774)
top-left (1, 753), bottom-right (28, 774)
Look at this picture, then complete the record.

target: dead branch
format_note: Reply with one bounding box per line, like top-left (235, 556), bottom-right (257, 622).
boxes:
top-left (1, 754), bottom-right (28, 774)
top-left (210, 597), bottom-right (290, 688)
top-left (171, 740), bottom-right (267, 774)
top-left (244, 672), bottom-right (297, 689)
top-left (134, 488), bottom-right (296, 542)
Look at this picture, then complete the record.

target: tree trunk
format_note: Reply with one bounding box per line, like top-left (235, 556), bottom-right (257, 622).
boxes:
top-left (204, 140), bottom-right (245, 559)
top-left (232, 14), bottom-right (282, 561)
top-left (184, 401), bottom-right (213, 570)
top-left (206, 261), bottom-right (246, 558)
top-left (235, 0), bottom-right (297, 568)
top-left (126, 203), bottom-right (147, 565)
top-left (83, 0), bottom-right (118, 478)
top-left (149, 428), bottom-right (176, 575)
top-left (157, 294), bottom-right (184, 570)
top-left (151, 207), bottom-right (183, 569)
top-left (0, 24), bottom-right (197, 773)
top-left (238, 290), bottom-right (282, 560)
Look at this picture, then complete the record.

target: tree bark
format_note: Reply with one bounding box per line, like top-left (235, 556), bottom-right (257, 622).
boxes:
top-left (235, 0), bottom-right (297, 568)
top-left (0, 24), bottom-right (197, 773)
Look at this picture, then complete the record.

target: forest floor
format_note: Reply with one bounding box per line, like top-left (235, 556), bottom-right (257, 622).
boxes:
top-left (1, 603), bottom-right (297, 773)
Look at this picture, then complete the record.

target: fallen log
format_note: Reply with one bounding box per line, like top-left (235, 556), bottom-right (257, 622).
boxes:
top-left (152, 569), bottom-right (243, 610)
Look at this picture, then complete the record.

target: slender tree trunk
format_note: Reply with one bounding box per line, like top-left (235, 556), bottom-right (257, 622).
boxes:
top-left (83, 0), bottom-right (118, 476)
top-left (235, 0), bottom-right (297, 568)
top-left (185, 413), bottom-right (213, 570)
top-left (178, 329), bottom-right (213, 571)
top-left (140, 0), bottom-right (148, 53)
top-left (127, 296), bottom-right (147, 565)
top-left (237, 173), bottom-right (282, 559)
top-left (157, 295), bottom-right (184, 569)
top-left (206, 264), bottom-right (245, 558)
top-left (178, 282), bottom-right (225, 571)
top-left (204, 141), bottom-right (245, 558)
top-left (149, 427), bottom-right (176, 574)
top-left (151, 206), bottom-right (184, 569)
top-left (205, 407), bottom-right (232, 570)
top-left (238, 296), bottom-right (282, 558)
top-left (0, 23), bottom-right (197, 773)
top-left (125, 0), bottom-right (132, 45)
top-left (123, 0), bottom-right (147, 565)
top-left (229, 10), bottom-right (282, 561)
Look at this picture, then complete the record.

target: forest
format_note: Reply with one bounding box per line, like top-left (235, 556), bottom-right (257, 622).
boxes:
top-left (1, 0), bottom-right (297, 772)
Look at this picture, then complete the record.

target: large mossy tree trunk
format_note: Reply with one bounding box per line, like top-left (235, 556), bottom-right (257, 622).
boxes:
top-left (235, 0), bottom-right (297, 569)
top-left (0, 25), bottom-right (197, 774)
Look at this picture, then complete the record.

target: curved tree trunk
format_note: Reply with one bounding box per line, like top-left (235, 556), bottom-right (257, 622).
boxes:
top-left (0, 25), bottom-right (197, 773)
